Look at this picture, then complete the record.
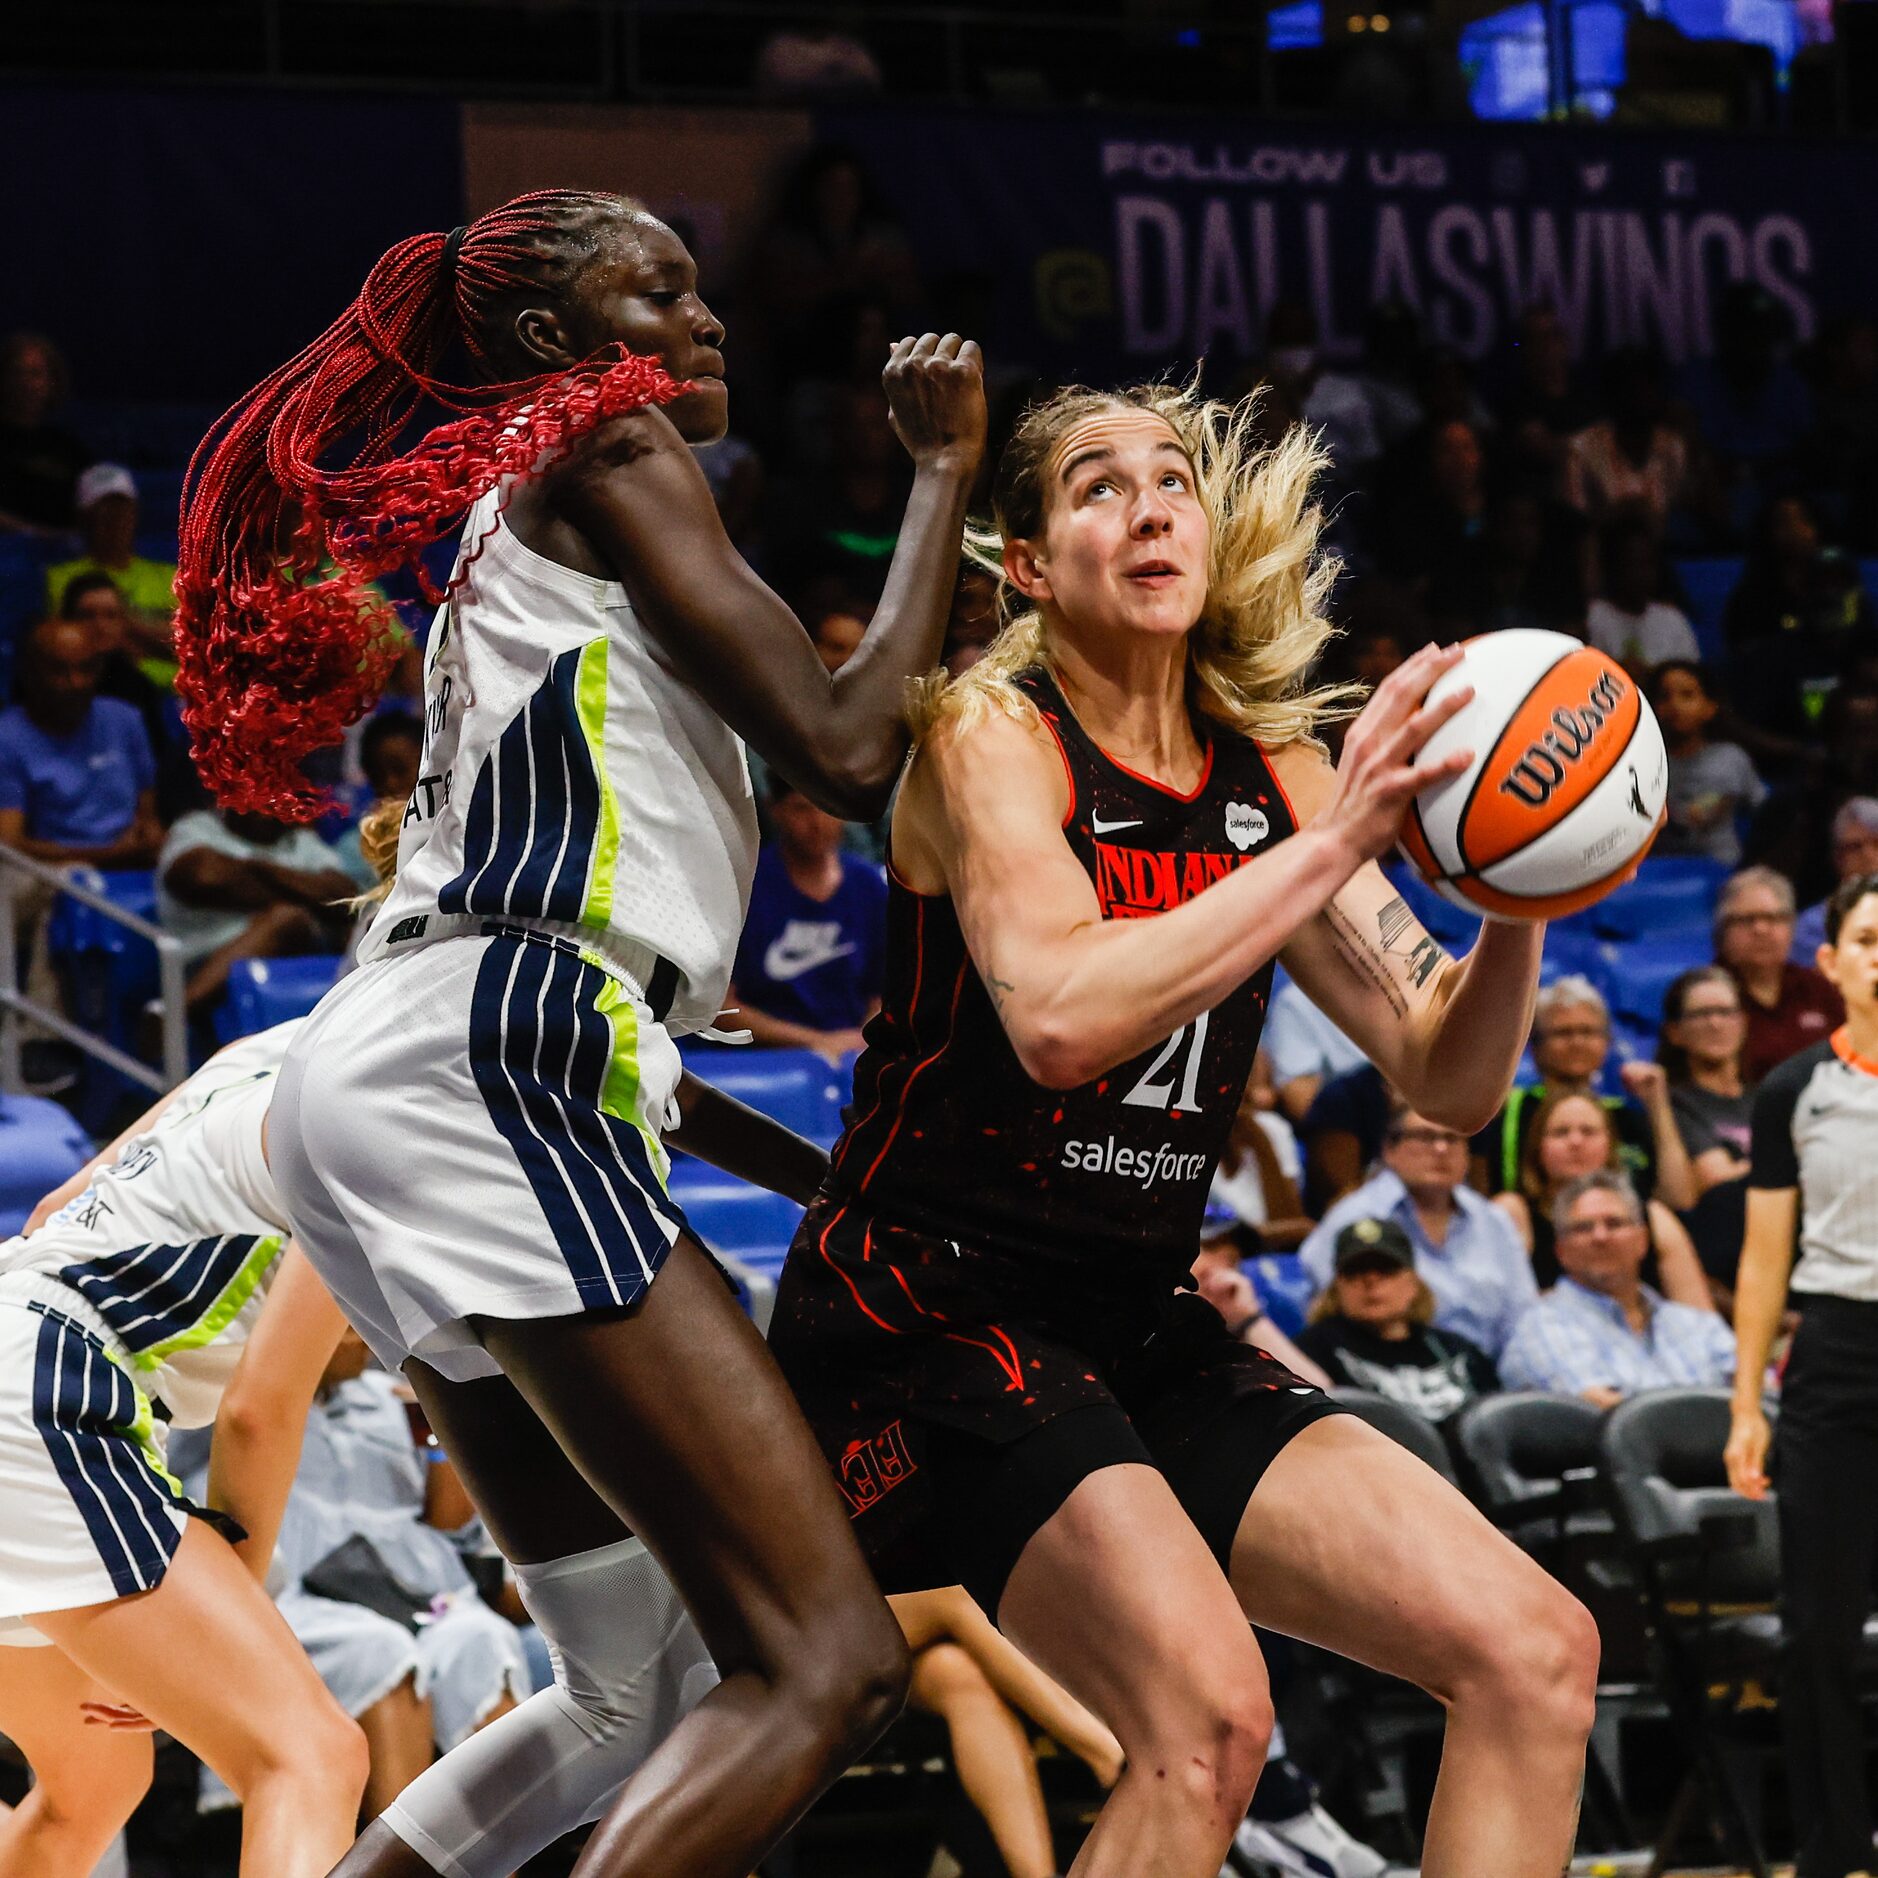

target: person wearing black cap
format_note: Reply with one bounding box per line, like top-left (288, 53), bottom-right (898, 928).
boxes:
top-left (1294, 1217), bottom-right (1499, 1427)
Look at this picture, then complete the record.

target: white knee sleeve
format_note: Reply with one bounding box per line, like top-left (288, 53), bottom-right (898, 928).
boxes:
top-left (379, 1536), bottom-right (718, 1878)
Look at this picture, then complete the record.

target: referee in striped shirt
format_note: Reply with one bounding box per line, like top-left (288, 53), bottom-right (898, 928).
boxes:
top-left (1728, 871), bottom-right (1878, 1878)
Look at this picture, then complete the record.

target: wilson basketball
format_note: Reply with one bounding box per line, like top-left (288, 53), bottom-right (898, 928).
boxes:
top-left (1397, 629), bottom-right (1667, 922)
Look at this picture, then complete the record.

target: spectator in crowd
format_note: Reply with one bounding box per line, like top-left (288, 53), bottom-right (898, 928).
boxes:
top-left (810, 599), bottom-right (868, 675)
top-left (771, 381), bottom-right (910, 601)
top-left (1500, 302), bottom-right (1591, 484)
top-left (1491, 1089), bottom-right (1714, 1308)
top-left (156, 805), bottom-right (356, 1016)
top-left (1498, 1171), bottom-right (1736, 1404)
top-left (334, 713), bottom-right (424, 891)
top-left (1474, 975), bottom-right (1697, 1210)
top-left (1347, 298), bottom-right (1426, 456)
top-left (1792, 795), bottom-right (1878, 959)
top-left (1722, 495), bottom-right (1874, 691)
top-left (727, 775), bottom-right (888, 1065)
top-left (1295, 1216), bottom-right (1499, 1426)
top-left (1428, 487), bottom-right (1583, 637)
top-left (1658, 963), bottom-right (1756, 1299)
top-left (252, 1331), bottom-right (529, 1821)
top-left (0, 330), bottom-right (89, 534)
top-left (1804, 313), bottom-right (1878, 542)
top-left (1714, 864), bottom-right (1843, 1081)
top-left (1379, 417), bottom-right (1488, 593)
top-left (1681, 282), bottom-right (1815, 531)
top-left (1262, 976), bottom-right (1368, 1124)
top-left (747, 143), bottom-right (920, 384)
top-left (1301, 1102), bottom-right (1538, 1358)
top-left (1564, 350), bottom-right (1691, 539)
top-left (1585, 515), bottom-right (1699, 673)
top-left (1746, 676), bottom-right (1878, 900)
top-left (890, 1585), bottom-right (1121, 1878)
top-left (0, 618), bottom-right (161, 868)
top-left (1192, 1209), bottom-right (1334, 1389)
top-left (693, 426), bottom-right (767, 561)
top-left (942, 564), bottom-right (999, 677)
top-left (1297, 1058), bottom-right (1390, 1213)
top-left (1262, 300), bottom-right (1382, 478)
top-left (1651, 660), bottom-right (1767, 867)
top-left (45, 464), bottom-right (180, 686)
top-left (1207, 1087), bottom-right (1312, 1252)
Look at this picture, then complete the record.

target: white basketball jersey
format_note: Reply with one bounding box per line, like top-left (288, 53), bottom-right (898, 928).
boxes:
top-left (0, 1023), bottom-right (297, 1428)
top-left (360, 490), bottom-right (760, 1035)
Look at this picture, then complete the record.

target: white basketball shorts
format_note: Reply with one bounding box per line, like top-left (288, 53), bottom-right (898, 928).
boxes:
top-left (270, 926), bottom-right (688, 1382)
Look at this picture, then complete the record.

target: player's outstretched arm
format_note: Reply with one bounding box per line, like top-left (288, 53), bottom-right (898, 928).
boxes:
top-left (1272, 761), bottom-right (1544, 1135)
top-left (898, 644), bottom-right (1476, 1092)
top-left (552, 334), bottom-right (986, 820)
top-left (204, 1244), bottom-right (351, 1583)
top-left (669, 1070), bottom-right (831, 1207)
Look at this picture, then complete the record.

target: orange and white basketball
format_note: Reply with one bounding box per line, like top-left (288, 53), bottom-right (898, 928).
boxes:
top-left (1398, 630), bottom-right (1667, 922)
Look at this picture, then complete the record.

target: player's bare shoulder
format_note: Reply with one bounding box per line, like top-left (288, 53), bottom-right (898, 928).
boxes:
top-left (1265, 735), bottom-right (1336, 822)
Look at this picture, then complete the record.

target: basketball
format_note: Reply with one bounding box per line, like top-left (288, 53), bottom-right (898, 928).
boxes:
top-left (1397, 629), bottom-right (1668, 922)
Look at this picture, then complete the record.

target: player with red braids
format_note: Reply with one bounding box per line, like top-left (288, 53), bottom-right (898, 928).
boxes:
top-left (183, 190), bottom-right (986, 1878)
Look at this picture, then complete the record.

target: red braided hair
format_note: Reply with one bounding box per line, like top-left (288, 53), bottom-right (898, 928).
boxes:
top-left (175, 189), bottom-right (687, 818)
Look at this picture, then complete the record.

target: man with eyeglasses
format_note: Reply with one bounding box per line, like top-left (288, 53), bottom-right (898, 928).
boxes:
top-left (1499, 1170), bottom-right (1736, 1405)
top-left (1473, 975), bottom-right (1697, 1211)
top-left (1301, 1101), bottom-right (1537, 1358)
top-left (1715, 864), bottom-right (1842, 1082)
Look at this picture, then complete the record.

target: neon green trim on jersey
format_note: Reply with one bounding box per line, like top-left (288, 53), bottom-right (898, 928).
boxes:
top-left (109, 1357), bottom-right (184, 1498)
top-left (588, 971), bottom-right (671, 1189)
top-left (575, 636), bottom-right (620, 930)
top-left (130, 1235), bottom-right (284, 1372)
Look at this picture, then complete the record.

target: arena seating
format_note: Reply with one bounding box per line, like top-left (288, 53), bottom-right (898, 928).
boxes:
top-left (215, 954), bottom-right (345, 1043)
top-left (0, 1090), bottom-right (93, 1238)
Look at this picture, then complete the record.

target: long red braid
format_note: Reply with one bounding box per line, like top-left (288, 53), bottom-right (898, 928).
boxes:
top-left (175, 189), bottom-right (687, 818)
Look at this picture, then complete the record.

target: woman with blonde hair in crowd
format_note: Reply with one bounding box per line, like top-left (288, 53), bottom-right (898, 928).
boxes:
top-left (771, 377), bottom-right (1599, 1878)
top-left (1493, 1087), bottom-right (1713, 1307)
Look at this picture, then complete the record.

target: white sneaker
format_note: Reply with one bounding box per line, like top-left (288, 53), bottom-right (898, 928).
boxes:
top-left (1242, 1801), bottom-right (1391, 1878)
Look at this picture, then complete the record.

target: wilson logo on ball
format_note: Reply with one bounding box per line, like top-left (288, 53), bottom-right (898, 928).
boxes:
top-left (1497, 669), bottom-right (1629, 809)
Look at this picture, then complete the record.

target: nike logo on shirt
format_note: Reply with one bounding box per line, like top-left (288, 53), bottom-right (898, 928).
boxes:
top-left (1090, 813), bottom-right (1144, 835)
top-left (763, 920), bottom-right (858, 981)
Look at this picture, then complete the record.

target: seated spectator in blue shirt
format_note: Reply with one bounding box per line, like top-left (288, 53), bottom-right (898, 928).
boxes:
top-left (1301, 1101), bottom-right (1538, 1358)
top-left (333, 713), bottom-right (424, 892)
top-left (1263, 976), bottom-right (1368, 1125)
top-left (1499, 1170), bottom-right (1737, 1407)
top-left (1294, 1217), bottom-right (1499, 1427)
top-left (1297, 1060), bottom-right (1391, 1213)
top-left (1792, 797), bottom-right (1878, 963)
top-left (0, 618), bottom-right (162, 868)
top-left (727, 776), bottom-right (888, 1066)
top-left (158, 807), bottom-right (356, 1017)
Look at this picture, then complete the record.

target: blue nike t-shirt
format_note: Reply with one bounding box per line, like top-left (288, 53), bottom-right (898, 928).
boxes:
top-left (732, 845), bottom-right (889, 1031)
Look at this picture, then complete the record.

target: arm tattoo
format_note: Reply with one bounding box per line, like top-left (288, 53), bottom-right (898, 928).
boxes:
top-left (984, 971), bottom-right (1015, 1015)
top-left (1321, 901), bottom-right (1408, 1017)
top-left (1376, 894), bottom-right (1448, 991)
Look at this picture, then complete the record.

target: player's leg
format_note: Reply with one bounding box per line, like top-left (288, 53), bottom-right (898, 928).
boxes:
top-left (29, 1522), bottom-right (368, 1878)
top-left (0, 1644), bottom-right (151, 1877)
top-left (995, 1462), bottom-right (1273, 1878)
top-left (331, 1240), bottom-right (904, 1878)
top-left (466, 1238), bottom-right (909, 1878)
top-left (357, 1673), bottom-right (435, 1821)
top-left (907, 1641), bottom-right (1058, 1878)
top-left (1223, 1415), bottom-right (1599, 1878)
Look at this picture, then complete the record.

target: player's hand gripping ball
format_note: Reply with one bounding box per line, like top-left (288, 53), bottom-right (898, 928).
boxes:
top-left (1398, 629), bottom-right (1667, 921)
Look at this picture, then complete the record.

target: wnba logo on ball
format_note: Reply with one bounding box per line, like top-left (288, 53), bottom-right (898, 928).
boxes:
top-left (1496, 669), bottom-right (1629, 809)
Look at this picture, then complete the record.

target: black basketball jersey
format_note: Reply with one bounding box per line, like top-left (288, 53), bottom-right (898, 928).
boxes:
top-left (828, 666), bottom-right (1301, 1292)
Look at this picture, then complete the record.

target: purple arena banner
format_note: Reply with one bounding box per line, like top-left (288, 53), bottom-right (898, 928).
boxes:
top-left (820, 105), bottom-right (1868, 375)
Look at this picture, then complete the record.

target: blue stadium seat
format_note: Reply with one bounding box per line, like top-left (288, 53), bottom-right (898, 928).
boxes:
top-left (667, 1172), bottom-right (803, 1281)
top-left (1380, 861), bottom-right (1477, 951)
top-left (217, 955), bottom-right (344, 1043)
top-left (1538, 928), bottom-right (1607, 988)
top-left (1247, 1253), bottom-right (1316, 1339)
top-left (1584, 869), bottom-right (1719, 942)
top-left (0, 1093), bottom-right (94, 1239)
top-left (1670, 557), bottom-right (1742, 661)
top-left (44, 872), bottom-right (163, 1105)
top-left (1601, 935), bottom-right (1711, 1029)
top-left (676, 1046), bottom-right (846, 1146)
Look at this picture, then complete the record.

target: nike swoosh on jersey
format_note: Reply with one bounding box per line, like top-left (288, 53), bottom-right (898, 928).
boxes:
top-left (1090, 813), bottom-right (1145, 834)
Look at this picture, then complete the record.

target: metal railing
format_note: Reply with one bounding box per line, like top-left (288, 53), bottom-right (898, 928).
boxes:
top-left (0, 844), bottom-right (188, 1100)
